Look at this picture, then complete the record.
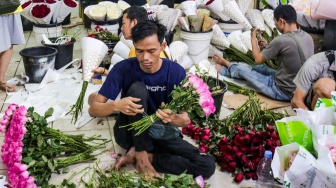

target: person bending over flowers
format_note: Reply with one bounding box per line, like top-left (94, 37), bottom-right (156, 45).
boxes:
top-left (214, 5), bottom-right (314, 101)
top-left (88, 20), bottom-right (216, 179)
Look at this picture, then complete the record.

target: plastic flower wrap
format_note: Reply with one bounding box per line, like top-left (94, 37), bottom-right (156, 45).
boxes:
top-left (222, 0), bottom-right (252, 29)
top-left (68, 37), bottom-right (108, 123)
top-left (117, 0), bottom-right (130, 11)
top-left (179, 55), bottom-right (194, 70)
top-left (209, 44), bottom-right (224, 57)
top-left (170, 9), bottom-right (183, 32)
top-left (240, 30), bottom-right (252, 51)
top-left (169, 41), bottom-right (189, 63)
top-left (106, 3), bottom-right (122, 20)
top-left (237, 0), bottom-right (252, 15)
top-left (245, 9), bottom-right (266, 31)
top-left (228, 30), bottom-right (248, 54)
top-left (265, 25), bottom-right (273, 38)
top-left (211, 24), bottom-right (231, 50)
top-left (20, 0), bottom-right (36, 22)
top-left (89, 5), bottom-right (107, 21)
top-left (204, 0), bottom-right (226, 21)
top-left (180, 0), bottom-right (197, 16)
top-left (84, 5), bottom-right (95, 19)
top-left (261, 9), bottom-right (276, 30)
top-left (56, 0), bottom-right (77, 23)
top-left (121, 74), bottom-right (216, 135)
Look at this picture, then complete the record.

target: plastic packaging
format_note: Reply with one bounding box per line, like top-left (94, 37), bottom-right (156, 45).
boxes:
top-left (256, 150), bottom-right (274, 188)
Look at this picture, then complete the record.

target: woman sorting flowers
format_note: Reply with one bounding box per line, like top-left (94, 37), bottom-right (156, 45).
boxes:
top-left (88, 20), bottom-right (215, 179)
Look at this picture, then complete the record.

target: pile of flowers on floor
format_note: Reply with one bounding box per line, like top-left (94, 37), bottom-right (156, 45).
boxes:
top-left (1, 104), bottom-right (108, 187)
top-left (182, 94), bottom-right (286, 183)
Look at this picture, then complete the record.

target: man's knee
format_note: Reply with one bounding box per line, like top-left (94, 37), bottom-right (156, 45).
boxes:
top-left (127, 82), bottom-right (148, 99)
top-left (196, 155), bottom-right (216, 179)
top-left (313, 78), bottom-right (335, 98)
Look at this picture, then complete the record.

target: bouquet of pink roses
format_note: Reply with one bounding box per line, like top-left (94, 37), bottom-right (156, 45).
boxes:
top-left (1, 104), bottom-right (108, 187)
top-left (121, 74), bottom-right (216, 135)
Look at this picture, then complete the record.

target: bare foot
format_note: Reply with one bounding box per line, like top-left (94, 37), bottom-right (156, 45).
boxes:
top-left (114, 147), bottom-right (136, 170)
top-left (213, 54), bottom-right (231, 68)
top-left (0, 81), bottom-right (16, 92)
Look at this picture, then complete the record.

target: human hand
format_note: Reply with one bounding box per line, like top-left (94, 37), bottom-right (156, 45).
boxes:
top-left (258, 38), bottom-right (268, 49)
top-left (91, 67), bottom-right (106, 77)
top-left (117, 97), bottom-right (144, 116)
top-left (251, 28), bottom-right (262, 40)
top-left (135, 151), bottom-right (160, 177)
top-left (156, 102), bottom-right (175, 124)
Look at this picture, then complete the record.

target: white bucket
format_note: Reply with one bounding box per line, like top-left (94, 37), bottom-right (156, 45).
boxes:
top-left (180, 29), bottom-right (213, 64)
top-left (33, 23), bottom-right (62, 45)
top-left (91, 20), bottom-right (119, 35)
top-left (218, 20), bottom-right (243, 36)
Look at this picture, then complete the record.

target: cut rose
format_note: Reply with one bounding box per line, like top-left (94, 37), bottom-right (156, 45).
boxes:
top-left (234, 173), bottom-right (244, 183)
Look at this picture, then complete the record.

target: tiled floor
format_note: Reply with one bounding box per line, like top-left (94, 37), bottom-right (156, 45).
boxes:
top-left (0, 15), bottom-right (293, 187)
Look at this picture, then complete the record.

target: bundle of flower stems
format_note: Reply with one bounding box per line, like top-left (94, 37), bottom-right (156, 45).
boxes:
top-left (21, 107), bottom-right (110, 186)
top-left (223, 46), bottom-right (277, 70)
top-left (65, 163), bottom-right (208, 188)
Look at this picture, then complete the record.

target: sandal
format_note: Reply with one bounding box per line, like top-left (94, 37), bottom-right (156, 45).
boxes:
top-left (0, 81), bottom-right (16, 92)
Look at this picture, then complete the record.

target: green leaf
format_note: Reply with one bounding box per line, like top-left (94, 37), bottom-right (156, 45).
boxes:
top-left (48, 160), bottom-right (55, 171)
top-left (28, 160), bottom-right (36, 167)
top-left (37, 134), bottom-right (44, 147)
top-left (62, 167), bottom-right (69, 174)
top-left (44, 108), bottom-right (54, 118)
top-left (22, 156), bottom-right (33, 163)
top-left (42, 155), bottom-right (48, 163)
top-left (168, 175), bottom-right (178, 181)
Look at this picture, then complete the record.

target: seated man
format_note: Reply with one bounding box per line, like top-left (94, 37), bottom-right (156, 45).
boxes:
top-left (88, 20), bottom-right (216, 179)
top-left (292, 50), bottom-right (336, 110)
top-left (213, 5), bottom-right (314, 101)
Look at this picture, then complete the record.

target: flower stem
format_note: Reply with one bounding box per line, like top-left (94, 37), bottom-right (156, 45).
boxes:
top-left (67, 81), bottom-right (88, 124)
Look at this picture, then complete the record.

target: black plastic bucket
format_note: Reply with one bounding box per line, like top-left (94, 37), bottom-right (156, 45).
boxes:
top-left (19, 47), bottom-right (58, 83)
top-left (208, 77), bottom-right (228, 115)
top-left (42, 37), bottom-right (76, 70)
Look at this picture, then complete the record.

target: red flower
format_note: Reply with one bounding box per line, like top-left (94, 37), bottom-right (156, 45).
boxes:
top-left (194, 127), bottom-right (202, 134)
top-left (193, 134), bottom-right (201, 140)
top-left (234, 173), bottom-right (244, 183)
top-left (252, 137), bottom-right (260, 145)
top-left (63, 0), bottom-right (77, 8)
top-left (258, 145), bottom-right (265, 156)
top-left (31, 4), bottom-right (51, 18)
top-left (235, 151), bottom-right (243, 158)
top-left (244, 134), bottom-right (251, 143)
top-left (218, 137), bottom-right (228, 146)
top-left (205, 0), bottom-right (215, 6)
top-left (225, 161), bottom-right (236, 172)
top-left (252, 173), bottom-right (258, 180)
top-left (270, 132), bottom-right (279, 141)
top-left (267, 125), bottom-right (275, 133)
top-left (199, 146), bottom-right (208, 153)
top-left (235, 125), bottom-right (245, 135)
top-left (241, 155), bottom-right (248, 164)
top-left (45, 0), bottom-right (56, 3)
top-left (274, 140), bottom-right (281, 147)
top-left (222, 155), bottom-right (234, 163)
top-left (201, 134), bottom-right (210, 141)
top-left (219, 145), bottom-right (231, 155)
top-left (202, 128), bottom-right (211, 136)
top-left (95, 25), bottom-right (101, 31)
top-left (181, 128), bottom-right (187, 135)
top-left (261, 131), bottom-right (269, 139)
top-left (244, 171), bottom-right (253, 179)
top-left (266, 139), bottom-right (274, 147)
top-left (233, 134), bottom-right (244, 146)
top-left (22, 1), bottom-right (32, 9)
top-left (248, 131), bottom-right (256, 138)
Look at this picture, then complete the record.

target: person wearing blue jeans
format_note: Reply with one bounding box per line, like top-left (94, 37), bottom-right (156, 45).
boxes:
top-left (214, 5), bottom-right (314, 101)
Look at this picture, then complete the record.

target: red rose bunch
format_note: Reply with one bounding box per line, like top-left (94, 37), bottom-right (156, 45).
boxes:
top-left (31, 4), bottom-right (51, 18)
top-left (21, 1), bottom-right (32, 9)
top-left (182, 95), bottom-right (286, 184)
top-left (63, 0), bottom-right (77, 8)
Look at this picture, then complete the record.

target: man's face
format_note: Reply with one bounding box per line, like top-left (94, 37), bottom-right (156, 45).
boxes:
top-left (121, 14), bottom-right (136, 39)
top-left (134, 34), bottom-right (166, 73)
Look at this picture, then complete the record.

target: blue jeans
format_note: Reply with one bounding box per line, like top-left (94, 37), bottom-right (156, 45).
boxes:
top-left (220, 63), bottom-right (291, 101)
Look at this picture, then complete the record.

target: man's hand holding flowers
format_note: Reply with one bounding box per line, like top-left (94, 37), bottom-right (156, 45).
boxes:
top-left (156, 102), bottom-right (190, 127)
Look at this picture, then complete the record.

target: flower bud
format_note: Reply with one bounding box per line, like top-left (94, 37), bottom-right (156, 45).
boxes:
top-left (194, 127), bottom-right (202, 134)
top-left (202, 128), bottom-right (211, 136)
top-left (218, 137), bottom-right (229, 146)
top-left (244, 171), bottom-right (253, 179)
top-left (193, 134), bottom-right (201, 140)
top-left (252, 173), bottom-right (258, 180)
top-left (270, 132), bottom-right (279, 141)
top-left (201, 135), bottom-right (210, 141)
top-left (266, 139), bottom-right (274, 147)
top-left (267, 125), bottom-right (275, 132)
top-left (226, 161), bottom-right (236, 172)
top-left (234, 173), bottom-right (244, 183)
top-left (199, 146), bottom-right (208, 153)
top-left (244, 134), bottom-right (251, 143)
top-left (181, 128), bottom-right (188, 135)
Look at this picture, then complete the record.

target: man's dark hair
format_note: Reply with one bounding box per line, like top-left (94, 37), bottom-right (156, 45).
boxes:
top-left (131, 20), bottom-right (167, 44)
top-left (274, 5), bottom-right (297, 24)
top-left (123, 5), bottom-right (149, 22)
